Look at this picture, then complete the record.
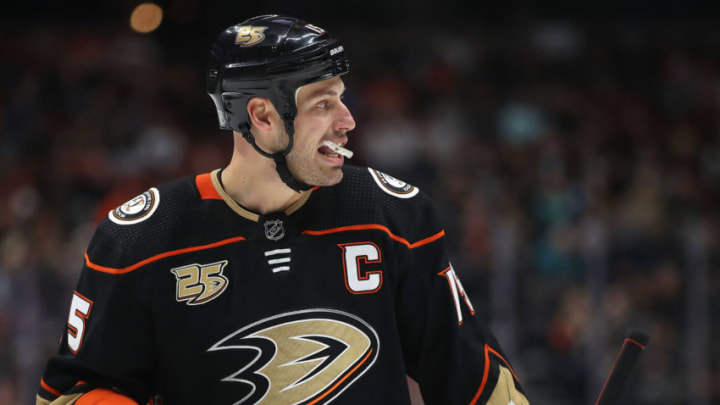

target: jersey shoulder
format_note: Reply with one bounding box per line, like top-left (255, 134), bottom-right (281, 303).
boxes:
top-left (337, 164), bottom-right (429, 209)
top-left (86, 174), bottom-right (206, 270)
top-left (315, 165), bottom-right (444, 243)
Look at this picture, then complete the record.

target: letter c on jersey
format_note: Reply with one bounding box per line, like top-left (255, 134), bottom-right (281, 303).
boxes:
top-left (338, 242), bottom-right (383, 294)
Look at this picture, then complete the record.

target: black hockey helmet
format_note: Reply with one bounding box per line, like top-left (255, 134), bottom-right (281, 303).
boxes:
top-left (207, 15), bottom-right (350, 191)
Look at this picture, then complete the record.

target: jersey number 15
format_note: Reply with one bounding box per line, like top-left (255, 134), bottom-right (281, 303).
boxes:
top-left (67, 291), bottom-right (93, 354)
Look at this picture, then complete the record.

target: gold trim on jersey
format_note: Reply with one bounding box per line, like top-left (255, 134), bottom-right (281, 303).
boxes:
top-left (36, 393), bottom-right (83, 405)
top-left (285, 189), bottom-right (312, 215)
top-left (487, 365), bottom-right (530, 405)
top-left (210, 169), bottom-right (314, 221)
top-left (210, 169), bottom-right (258, 221)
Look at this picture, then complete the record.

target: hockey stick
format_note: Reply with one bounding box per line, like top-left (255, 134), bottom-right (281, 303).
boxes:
top-left (594, 330), bottom-right (649, 405)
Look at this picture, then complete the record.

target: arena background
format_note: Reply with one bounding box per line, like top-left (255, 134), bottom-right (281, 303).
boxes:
top-left (1, 1), bottom-right (719, 403)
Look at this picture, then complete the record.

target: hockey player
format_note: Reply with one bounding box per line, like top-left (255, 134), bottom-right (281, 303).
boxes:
top-left (37, 15), bottom-right (530, 405)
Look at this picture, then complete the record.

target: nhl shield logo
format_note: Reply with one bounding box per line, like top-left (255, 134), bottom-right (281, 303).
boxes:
top-left (264, 219), bottom-right (285, 241)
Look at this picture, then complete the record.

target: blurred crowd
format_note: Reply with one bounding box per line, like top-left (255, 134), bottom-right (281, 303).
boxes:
top-left (1, 13), bottom-right (719, 405)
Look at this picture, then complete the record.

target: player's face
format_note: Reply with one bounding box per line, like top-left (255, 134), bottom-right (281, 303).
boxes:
top-left (286, 76), bottom-right (355, 186)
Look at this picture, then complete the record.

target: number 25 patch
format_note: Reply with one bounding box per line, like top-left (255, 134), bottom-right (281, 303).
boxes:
top-left (171, 260), bottom-right (229, 305)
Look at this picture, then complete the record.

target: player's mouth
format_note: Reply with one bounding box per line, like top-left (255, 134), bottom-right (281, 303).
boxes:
top-left (318, 140), bottom-right (352, 165)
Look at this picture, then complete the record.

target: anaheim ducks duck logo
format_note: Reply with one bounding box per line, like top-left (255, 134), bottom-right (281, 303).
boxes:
top-left (208, 309), bottom-right (379, 404)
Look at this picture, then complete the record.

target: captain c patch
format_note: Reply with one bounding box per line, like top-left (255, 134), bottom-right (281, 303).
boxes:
top-left (108, 187), bottom-right (160, 225)
top-left (368, 168), bottom-right (419, 199)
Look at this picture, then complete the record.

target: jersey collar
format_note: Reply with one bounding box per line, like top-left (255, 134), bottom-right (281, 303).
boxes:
top-left (207, 169), bottom-right (314, 222)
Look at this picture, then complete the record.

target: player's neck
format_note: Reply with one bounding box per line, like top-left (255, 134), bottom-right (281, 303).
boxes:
top-left (221, 153), bottom-right (303, 215)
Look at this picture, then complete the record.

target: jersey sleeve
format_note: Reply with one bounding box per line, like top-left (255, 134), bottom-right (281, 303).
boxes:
top-left (37, 219), bottom-right (156, 405)
top-left (394, 195), bottom-right (530, 405)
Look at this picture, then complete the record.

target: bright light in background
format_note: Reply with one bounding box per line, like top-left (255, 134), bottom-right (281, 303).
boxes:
top-left (130, 3), bottom-right (163, 33)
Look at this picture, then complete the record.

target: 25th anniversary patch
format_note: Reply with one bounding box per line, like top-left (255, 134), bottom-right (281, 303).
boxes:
top-left (108, 187), bottom-right (160, 225)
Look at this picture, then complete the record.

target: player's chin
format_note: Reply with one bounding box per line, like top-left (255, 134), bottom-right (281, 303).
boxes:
top-left (313, 169), bottom-right (344, 187)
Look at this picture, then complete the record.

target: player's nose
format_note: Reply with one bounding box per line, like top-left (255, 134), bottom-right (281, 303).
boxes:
top-left (334, 101), bottom-right (356, 133)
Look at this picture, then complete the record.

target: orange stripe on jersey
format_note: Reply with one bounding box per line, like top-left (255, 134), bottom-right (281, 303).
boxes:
top-left (308, 348), bottom-right (373, 405)
top-left (85, 236), bottom-right (247, 274)
top-left (303, 225), bottom-right (445, 249)
top-left (195, 172), bottom-right (222, 200)
top-left (76, 388), bottom-right (137, 405)
top-left (487, 346), bottom-right (521, 383)
top-left (470, 344), bottom-right (522, 404)
top-left (470, 345), bottom-right (492, 405)
top-left (40, 378), bottom-right (62, 397)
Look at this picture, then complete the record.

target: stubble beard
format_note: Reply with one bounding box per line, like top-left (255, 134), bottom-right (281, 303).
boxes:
top-left (285, 146), bottom-right (344, 187)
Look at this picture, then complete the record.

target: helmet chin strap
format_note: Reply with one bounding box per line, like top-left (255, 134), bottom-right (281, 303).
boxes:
top-left (239, 118), bottom-right (313, 193)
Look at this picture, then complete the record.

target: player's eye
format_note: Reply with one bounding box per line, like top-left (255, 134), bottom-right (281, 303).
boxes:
top-left (317, 101), bottom-right (329, 109)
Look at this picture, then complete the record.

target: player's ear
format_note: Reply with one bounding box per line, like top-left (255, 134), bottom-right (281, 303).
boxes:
top-left (247, 98), bottom-right (277, 132)
top-left (247, 98), bottom-right (286, 152)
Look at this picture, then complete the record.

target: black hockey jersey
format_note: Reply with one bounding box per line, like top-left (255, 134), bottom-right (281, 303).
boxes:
top-left (37, 165), bottom-right (529, 405)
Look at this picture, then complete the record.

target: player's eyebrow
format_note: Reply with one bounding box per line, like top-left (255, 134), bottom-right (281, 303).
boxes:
top-left (305, 86), bottom-right (346, 100)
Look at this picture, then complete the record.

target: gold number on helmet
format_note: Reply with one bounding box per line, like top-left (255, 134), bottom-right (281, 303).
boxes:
top-left (235, 26), bottom-right (268, 47)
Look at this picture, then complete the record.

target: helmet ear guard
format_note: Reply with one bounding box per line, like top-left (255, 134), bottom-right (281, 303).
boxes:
top-left (206, 15), bottom-right (350, 192)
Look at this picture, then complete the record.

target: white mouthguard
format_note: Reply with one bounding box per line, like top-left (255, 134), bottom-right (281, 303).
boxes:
top-left (322, 140), bottom-right (354, 159)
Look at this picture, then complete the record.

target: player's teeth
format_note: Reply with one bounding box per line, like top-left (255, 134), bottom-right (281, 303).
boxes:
top-left (321, 140), bottom-right (353, 159)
